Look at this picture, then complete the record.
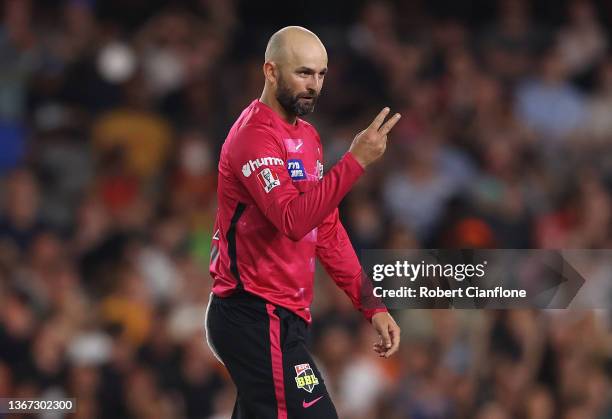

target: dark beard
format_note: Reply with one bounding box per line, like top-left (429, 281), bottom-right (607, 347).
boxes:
top-left (276, 75), bottom-right (318, 117)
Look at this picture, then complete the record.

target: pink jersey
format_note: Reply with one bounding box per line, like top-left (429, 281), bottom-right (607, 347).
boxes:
top-left (210, 99), bottom-right (387, 323)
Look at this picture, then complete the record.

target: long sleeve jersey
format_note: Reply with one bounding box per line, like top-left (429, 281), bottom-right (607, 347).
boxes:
top-left (210, 99), bottom-right (387, 323)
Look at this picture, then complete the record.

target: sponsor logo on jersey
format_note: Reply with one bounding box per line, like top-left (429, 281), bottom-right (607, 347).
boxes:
top-left (257, 168), bottom-right (280, 193)
top-left (294, 363), bottom-right (319, 393)
top-left (287, 159), bottom-right (306, 180)
top-left (316, 160), bottom-right (324, 180)
top-left (242, 157), bottom-right (284, 177)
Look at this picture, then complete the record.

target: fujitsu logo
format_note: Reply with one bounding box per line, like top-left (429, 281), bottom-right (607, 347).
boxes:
top-left (242, 157), bottom-right (284, 177)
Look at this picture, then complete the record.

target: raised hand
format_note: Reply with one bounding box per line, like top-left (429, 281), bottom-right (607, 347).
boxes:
top-left (349, 107), bottom-right (401, 168)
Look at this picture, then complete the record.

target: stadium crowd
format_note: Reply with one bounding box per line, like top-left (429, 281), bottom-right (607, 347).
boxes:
top-left (0, 0), bottom-right (611, 417)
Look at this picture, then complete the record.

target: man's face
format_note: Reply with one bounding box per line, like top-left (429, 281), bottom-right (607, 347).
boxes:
top-left (274, 61), bottom-right (327, 117)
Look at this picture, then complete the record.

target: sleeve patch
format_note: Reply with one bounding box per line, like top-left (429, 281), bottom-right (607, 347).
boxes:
top-left (257, 168), bottom-right (281, 193)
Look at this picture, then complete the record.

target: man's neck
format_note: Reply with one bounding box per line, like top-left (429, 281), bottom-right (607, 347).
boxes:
top-left (260, 89), bottom-right (297, 125)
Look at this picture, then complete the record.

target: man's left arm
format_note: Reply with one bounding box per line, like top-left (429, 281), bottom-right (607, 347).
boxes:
top-left (316, 209), bottom-right (401, 358)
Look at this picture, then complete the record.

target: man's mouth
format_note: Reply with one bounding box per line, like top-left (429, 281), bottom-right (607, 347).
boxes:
top-left (299, 92), bottom-right (317, 99)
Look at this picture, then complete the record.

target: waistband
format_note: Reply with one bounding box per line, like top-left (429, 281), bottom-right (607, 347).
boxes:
top-left (212, 289), bottom-right (268, 304)
top-left (212, 290), bottom-right (304, 324)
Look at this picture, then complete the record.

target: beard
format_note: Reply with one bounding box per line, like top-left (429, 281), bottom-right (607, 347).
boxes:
top-left (276, 74), bottom-right (319, 117)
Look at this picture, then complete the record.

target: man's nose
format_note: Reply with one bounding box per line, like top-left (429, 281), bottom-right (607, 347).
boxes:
top-left (306, 75), bottom-right (321, 92)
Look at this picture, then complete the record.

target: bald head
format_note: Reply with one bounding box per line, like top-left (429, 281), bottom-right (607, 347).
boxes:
top-left (261, 26), bottom-right (328, 119)
top-left (265, 26), bottom-right (327, 66)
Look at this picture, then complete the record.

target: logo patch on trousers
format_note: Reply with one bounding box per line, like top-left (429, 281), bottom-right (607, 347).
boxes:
top-left (294, 363), bottom-right (319, 393)
top-left (302, 396), bottom-right (323, 408)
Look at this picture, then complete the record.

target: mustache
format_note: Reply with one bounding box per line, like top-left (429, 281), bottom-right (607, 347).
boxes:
top-left (297, 90), bottom-right (318, 99)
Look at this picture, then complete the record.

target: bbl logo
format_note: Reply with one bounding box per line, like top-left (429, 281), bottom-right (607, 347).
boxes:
top-left (294, 363), bottom-right (319, 393)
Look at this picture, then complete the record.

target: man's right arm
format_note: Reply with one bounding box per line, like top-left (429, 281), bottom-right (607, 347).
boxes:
top-left (229, 125), bottom-right (364, 241)
top-left (229, 107), bottom-right (400, 241)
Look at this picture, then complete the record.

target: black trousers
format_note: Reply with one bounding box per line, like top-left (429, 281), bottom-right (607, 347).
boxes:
top-left (205, 291), bottom-right (338, 419)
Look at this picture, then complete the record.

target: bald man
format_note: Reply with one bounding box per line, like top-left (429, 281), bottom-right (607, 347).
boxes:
top-left (206, 26), bottom-right (401, 419)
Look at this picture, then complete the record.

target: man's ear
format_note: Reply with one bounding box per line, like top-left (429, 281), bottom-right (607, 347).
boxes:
top-left (263, 62), bottom-right (278, 85)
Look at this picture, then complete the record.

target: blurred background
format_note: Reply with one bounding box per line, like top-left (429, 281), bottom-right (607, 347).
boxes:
top-left (0, 0), bottom-right (611, 417)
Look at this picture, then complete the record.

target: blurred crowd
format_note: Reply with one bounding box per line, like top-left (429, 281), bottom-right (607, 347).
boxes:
top-left (0, 0), bottom-right (611, 418)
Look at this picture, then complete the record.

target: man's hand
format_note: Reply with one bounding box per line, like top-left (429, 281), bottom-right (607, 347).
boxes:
top-left (349, 107), bottom-right (401, 168)
top-left (371, 312), bottom-right (401, 358)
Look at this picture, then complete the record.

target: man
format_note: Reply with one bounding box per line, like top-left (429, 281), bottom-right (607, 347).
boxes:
top-left (205, 26), bottom-right (401, 419)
